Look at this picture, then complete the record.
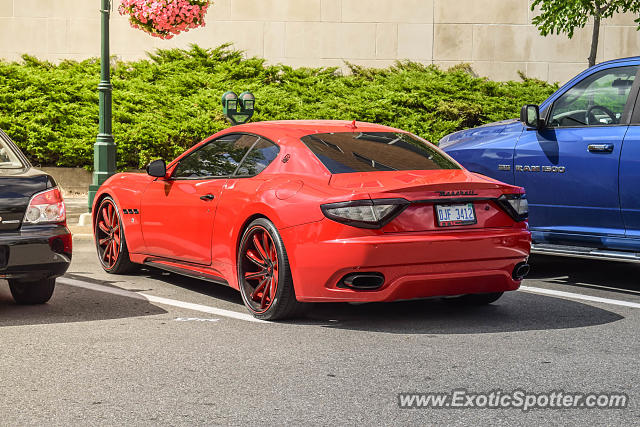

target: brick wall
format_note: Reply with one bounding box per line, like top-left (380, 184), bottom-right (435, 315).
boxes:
top-left (0, 0), bottom-right (639, 83)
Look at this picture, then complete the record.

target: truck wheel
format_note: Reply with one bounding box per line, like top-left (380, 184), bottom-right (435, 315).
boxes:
top-left (9, 278), bottom-right (56, 304)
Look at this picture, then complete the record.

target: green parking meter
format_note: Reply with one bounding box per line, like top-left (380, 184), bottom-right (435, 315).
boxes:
top-left (222, 91), bottom-right (255, 125)
top-left (222, 91), bottom-right (238, 119)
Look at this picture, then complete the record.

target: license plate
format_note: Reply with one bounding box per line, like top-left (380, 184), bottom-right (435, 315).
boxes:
top-left (435, 203), bottom-right (476, 227)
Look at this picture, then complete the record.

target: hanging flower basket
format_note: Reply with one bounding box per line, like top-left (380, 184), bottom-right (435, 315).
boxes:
top-left (119, 0), bottom-right (212, 40)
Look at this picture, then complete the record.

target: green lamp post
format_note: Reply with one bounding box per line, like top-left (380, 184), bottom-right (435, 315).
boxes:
top-left (88, 0), bottom-right (116, 212)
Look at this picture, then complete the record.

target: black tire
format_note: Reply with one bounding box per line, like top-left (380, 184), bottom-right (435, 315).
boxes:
top-left (95, 196), bottom-right (137, 274)
top-left (443, 292), bottom-right (504, 306)
top-left (9, 278), bottom-right (56, 304)
top-left (237, 218), bottom-right (304, 320)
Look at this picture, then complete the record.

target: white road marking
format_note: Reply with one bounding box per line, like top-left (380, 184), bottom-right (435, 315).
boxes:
top-left (57, 277), bottom-right (640, 319)
top-left (58, 277), bottom-right (267, 323)
top-left (519, 285), bottom-right (640, 309)
top-left (175, 317), bottom-right (220, 322)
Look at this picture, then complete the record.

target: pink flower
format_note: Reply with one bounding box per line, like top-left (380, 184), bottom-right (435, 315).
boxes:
top-left (119, 0), bottom-right (211, 39)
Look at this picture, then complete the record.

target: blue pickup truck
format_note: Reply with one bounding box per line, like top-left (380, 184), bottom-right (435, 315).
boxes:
top-left (440, 57), bottom-right (640, 262)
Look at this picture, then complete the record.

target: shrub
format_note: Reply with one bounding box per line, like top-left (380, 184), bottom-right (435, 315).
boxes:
top-left (0, 45), bottom-right (558, 170)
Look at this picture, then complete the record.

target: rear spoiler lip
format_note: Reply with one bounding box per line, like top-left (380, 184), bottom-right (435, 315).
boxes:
top-left (408, 196), bottom-right (495, 205)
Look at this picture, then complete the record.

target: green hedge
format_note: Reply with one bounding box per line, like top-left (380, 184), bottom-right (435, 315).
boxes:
top-left (0, 44), bottom-right (558, 170)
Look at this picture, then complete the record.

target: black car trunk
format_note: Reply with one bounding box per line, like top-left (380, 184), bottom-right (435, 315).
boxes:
top-left (0, 168), bottom-right (52, 231)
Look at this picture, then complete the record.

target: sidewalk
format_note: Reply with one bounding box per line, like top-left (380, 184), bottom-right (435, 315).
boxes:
top-left (65, 196), bottom-right (93, 238)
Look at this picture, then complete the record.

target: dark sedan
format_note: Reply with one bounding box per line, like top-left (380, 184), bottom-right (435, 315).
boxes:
top-left (0, 130), bottom-right (71, 304)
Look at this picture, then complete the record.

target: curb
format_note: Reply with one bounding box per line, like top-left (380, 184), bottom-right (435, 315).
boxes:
top-left (71, 232), bottom-right (93, 242)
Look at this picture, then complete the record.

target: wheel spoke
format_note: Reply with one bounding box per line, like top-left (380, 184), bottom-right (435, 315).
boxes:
top-left (99, 237), bottom-right (110, 246)
top-left (98, 221), bottom-right (109, 234)
top-left (252, 234), bottom-right (268, 261)
top-left (102, 240), bottom-right (112, 261)
top-left (245, 270), bottom-right (268, 280)
top-left (110, 208), bottom-right (118, 230)
top-left (260, 279), bottom-right (270, 308)
top-left (113, 233), bottom-right (121, 246)
top-left (102, 207), bottom-right (111, 227)
top-left (251, 277), bottom-right (269, 300)
top-left (245, 249), bottom-right (266, 268)
top-left (111, 240), bottom-right (119, 263)
top-left (262, 231), bottom-right (271, 262)
top-left (267, 242), bottom-right (274, 262)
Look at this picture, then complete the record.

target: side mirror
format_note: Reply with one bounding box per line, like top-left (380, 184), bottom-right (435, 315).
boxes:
top-left (520, 104), bottom-right (541, 129)
top-left (146, 159), bottom-right (166, 178)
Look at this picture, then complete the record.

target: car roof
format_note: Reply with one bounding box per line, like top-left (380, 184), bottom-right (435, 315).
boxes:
top-left (224, 120), bottom-right (404, 142)
top-left (597, 56), bottom-right (640, 67)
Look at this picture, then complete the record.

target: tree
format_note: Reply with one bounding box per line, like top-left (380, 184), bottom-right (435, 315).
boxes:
top-left (531, 0), bottom-right (640, 67)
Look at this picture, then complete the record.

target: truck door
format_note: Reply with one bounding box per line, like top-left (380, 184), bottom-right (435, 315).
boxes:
top-left (619, 82), bottom-right (640, 241)
top-left (514, 65), bottom-right (638, 244)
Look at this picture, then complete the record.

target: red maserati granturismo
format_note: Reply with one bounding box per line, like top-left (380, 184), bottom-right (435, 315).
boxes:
top-left (92, 120), bottom-right (531, 320)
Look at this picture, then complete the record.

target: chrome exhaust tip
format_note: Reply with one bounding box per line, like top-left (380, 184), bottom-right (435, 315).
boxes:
top-left (339, 272), bottom-right (385, 290)
top-left (513, 262), bottom-right (530, 280)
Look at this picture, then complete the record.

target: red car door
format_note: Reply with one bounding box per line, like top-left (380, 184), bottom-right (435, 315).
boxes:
top-left (140, 133), bottom-right (257, 265)
top-left (140, 178), bottom-right (225, 265)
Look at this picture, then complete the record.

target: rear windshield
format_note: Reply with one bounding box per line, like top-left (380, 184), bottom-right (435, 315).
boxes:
top-left (300, 132), bottom-right (460, 174)
top-left (0, 133), bottom-right (26, 169)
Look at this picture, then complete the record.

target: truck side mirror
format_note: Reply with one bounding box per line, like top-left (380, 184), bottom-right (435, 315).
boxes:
top-left (146, 159), bottom-right (166, 178)
top-left (520, 104), bottom-right (541, 129)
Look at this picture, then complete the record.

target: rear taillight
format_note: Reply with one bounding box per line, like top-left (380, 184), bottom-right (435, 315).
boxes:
top-left (321, 199), bottom-right (409, 229)
top-left (497, 193), bottom-right (528, 222)
top-left (23, 188), bottom-right (66, 225)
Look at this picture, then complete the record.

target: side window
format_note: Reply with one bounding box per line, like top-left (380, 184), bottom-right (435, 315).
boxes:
top-left (173, 134), bottom-right (252, 179)
top-left (173, 134), bottom-right (278, 179)
top-left (548, 65), bottom-right (638, 127)
top-left (234, 138), bottom-right (280, 176)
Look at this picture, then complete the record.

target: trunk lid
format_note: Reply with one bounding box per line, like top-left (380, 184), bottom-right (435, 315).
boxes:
top-left (329, 170), bottom-right (509, 199)
top-left (0, 168), bottom-right (51, 231)
top-left (329, 170), bottom-right (521, 232)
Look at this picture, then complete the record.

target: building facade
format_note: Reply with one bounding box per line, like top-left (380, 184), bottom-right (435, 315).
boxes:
top-left (0, 0), bottom-right (639, 83)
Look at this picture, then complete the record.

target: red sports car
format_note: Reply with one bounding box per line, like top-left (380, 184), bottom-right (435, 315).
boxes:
top-left (92, 120), bottom-right (530, 320)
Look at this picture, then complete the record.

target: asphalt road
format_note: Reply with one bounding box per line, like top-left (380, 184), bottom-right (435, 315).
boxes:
top-left (1, 237), bottom-right (639, 425)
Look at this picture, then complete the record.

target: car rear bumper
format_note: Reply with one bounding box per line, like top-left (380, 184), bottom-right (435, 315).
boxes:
top-left (0, 224), bottom-right (72, 281)
top-left (281, 220), bottom-right (530, 303)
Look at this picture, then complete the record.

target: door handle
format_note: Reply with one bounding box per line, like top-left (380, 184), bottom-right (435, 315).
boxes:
top-left (588, 144), bottom-right (614, 153)
top-left (200, 194), bottom-right (215, 201)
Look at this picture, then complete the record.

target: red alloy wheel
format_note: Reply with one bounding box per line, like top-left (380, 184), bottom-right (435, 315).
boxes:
top-left (95, 199), bottom-right (122, 270)
top-left (239, 225), bottom-right (280, 313)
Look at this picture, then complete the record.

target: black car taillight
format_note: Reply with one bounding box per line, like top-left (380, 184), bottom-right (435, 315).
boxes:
top-left (497, 193), bottom-right (528, 222)
top-left (23, 187), bottom-right (66, 225)
top-left (321, 198), bottom-right (409, 229)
